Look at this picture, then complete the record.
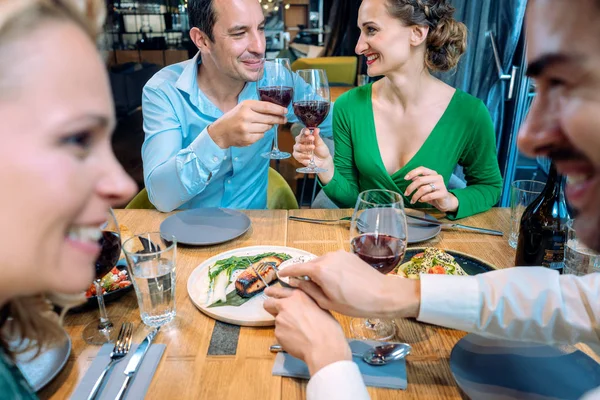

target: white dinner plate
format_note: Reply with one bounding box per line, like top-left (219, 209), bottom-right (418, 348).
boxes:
top-left (187, 245), bottom-right (317, 326)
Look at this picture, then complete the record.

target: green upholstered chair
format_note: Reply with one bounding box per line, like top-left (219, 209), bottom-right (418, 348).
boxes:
top-left (125, 187), bottom-right (154, 210)
top-left (291, 56), bottom-right (358, 86)
top-left (267, 167), bottom-right (299, 210)
top-left (125, 168), bottom-right (298, 210)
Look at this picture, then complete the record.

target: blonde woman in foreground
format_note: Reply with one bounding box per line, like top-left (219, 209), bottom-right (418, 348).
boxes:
top-left (0, 0), bottom-right (136, 397)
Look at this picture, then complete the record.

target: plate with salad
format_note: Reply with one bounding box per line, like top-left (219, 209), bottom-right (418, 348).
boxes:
top-left (70, 259), bottom-right (133, 312)
top-left (187, 246), bottom-right (317, 326)
top-left (393, 247), bottom-right (497, 279)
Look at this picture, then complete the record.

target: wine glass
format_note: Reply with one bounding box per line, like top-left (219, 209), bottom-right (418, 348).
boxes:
top-left (293, 69), bottom-right (331, 174)
top-left (257, 58), bottom-right (294, 159)
top-left (349, 189), bottom-right (408, 341)
top-left (83, 208), bottom-right (123, 344)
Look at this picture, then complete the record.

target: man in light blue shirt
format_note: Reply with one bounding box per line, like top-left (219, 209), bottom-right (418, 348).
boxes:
top-left (142, 0), bottom-right (333, 212)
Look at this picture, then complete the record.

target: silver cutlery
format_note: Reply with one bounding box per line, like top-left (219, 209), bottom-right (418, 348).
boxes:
top-left (87, 322), bottom-right (134, 400)
top-left (406, 215), bottom-right (504, 236)
top-left (115, 327), bottom-right (161, 400)
top-left (288, 216), bottom-right (369, 231)
top-left (270, 342), bottom-right (412, 366)
top-left (257, 260), bottom-right (311, 288)
top-left (251, 261), bottom-right (272, 288)
top-left (289, 215), bottom-right (438, 231)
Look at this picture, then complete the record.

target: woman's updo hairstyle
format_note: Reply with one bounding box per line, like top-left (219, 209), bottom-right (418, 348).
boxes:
top-left (386, 0), bottom-right (467, 72)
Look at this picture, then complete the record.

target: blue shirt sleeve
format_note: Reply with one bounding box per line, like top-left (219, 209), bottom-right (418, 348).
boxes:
top-left (142, 85), bottom-right (227, 212)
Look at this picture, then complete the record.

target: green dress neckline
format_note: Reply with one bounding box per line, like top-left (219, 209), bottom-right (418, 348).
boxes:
top-left (365, 85), bottom-right (461, 191)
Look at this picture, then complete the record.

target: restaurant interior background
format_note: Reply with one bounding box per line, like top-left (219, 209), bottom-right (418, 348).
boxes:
top-left (105, 0), bottom-right (537, 208)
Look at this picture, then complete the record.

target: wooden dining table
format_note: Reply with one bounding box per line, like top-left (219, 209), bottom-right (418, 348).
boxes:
top-left (38, 207), bottom-right (541, 399)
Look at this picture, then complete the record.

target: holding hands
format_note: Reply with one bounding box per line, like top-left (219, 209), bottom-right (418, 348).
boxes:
top-left (263, 286), bottom-right (351, 375)
top-left (274, 250), bottom-right (421, 319)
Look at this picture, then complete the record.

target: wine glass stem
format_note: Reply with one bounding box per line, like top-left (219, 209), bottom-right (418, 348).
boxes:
top-left (307, 128), bottom-right (317, 168)
top-left (94, 280), bottom-right (112, 330)
top-left (272, 124), bottom-right (280, 152)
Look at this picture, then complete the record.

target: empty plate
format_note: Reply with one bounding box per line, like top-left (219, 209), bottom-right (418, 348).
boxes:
top-left (160, 208), bottom-right (251, 246)
top-left (450, 334), bottom-right (600, 399)
top-left (358, 208), bottom-right (441, 244)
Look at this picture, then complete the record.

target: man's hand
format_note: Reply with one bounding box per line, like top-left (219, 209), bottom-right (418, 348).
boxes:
top-left (264, 287), bottom-right (351, 376)
top-left (208, 100), bottom-right (288, 148)
top-left (277, 250), bottom-right (421, 319)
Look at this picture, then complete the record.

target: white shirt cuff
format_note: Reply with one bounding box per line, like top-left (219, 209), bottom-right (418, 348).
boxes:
top-left (417, 274), bottom-right (480, 332)
top-left (307, 361), bottom-right (370, 400)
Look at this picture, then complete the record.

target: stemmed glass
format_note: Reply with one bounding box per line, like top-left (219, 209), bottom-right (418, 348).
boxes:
top-left (349, 189), bottom-right (408, 341)
top-left (293, 69), bottom-right (331, 174)
top-left (257, 58), bottom-right (294, 159)
top-left (83, 208), bottom-right (122, 344)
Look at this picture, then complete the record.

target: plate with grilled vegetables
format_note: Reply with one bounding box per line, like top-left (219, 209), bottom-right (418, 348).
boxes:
top-left (393, 247), bottom-right (497, 279)
top-left (187, 246), bottom-right (317, 326)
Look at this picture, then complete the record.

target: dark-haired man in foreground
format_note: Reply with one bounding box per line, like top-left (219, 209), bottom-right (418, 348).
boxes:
top-left (264, 1), bottom-right (600, 398)
top-left (141, 0), bottom-right (332, 212)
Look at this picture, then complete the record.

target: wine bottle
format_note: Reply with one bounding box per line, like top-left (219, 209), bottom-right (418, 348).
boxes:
top-left (514, 162), bottom-right (571, 271)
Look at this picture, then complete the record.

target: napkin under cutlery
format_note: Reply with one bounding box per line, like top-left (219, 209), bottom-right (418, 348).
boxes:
top-left (72, 343), bottom-right (165, 400)
top-left (272, 340), bottom-right (407, 390)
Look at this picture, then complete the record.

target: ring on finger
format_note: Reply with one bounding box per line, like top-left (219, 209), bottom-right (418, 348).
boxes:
top-left (429, 183), bottom-right (437, 192)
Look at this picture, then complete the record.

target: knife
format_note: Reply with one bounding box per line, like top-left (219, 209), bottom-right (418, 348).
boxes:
top-left (115, 327), bottom-right (160, 400)
top-left (407, 215), bottom-right (504, 236)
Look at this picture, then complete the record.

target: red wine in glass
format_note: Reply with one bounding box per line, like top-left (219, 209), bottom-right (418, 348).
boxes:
top-left (258, 86), bottom-right (294, 108)
top-left (350, 233), bottom-right (406, 275)
top-left (258, 58), bottom-right (293, 160)
top-left (95, 231), bottom-right (121, 280)
top-left (293, 100), bottom-right (330, 128)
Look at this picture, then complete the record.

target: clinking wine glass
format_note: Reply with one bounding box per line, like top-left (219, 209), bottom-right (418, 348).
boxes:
top-left (82, 208), bottom-right (122, 344)
top-left (257, 58), bottom-right (294, 160)
top-left (293, 69), bottom-right (331, 174)
top-left (349, 189), bottom-right (408, 341)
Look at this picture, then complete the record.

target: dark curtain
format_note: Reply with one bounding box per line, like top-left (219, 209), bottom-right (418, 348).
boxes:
top-left (437, 0), bottom-right (528, 143)
top-left (323, 0), bottom-right (361, 58)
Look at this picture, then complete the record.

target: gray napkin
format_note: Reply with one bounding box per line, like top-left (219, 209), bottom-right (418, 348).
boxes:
top-left (71, 343), bottom-right (165, 400)
top-left (272, 340), bottom-right (407, 390)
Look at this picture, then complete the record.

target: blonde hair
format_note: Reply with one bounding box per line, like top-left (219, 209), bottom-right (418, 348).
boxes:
top-left (0, 0), bottom-right (105, 359)
top-left (386, 0), bottom-right (467, 72)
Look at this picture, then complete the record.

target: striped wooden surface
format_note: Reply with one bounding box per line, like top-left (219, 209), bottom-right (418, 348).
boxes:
top-left (40, 208), bottom-right (530, 399)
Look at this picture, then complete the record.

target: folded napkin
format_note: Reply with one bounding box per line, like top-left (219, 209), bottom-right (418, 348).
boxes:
top-left (71, 343), bottom-right (165, 400)
top-left (272, 340), bottom-right (407, 390)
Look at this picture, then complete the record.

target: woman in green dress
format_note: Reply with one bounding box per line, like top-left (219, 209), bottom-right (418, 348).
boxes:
top-left (294, 0), bottom-right (502, 219)
top-left (0, 1), bottom-right (135, 397)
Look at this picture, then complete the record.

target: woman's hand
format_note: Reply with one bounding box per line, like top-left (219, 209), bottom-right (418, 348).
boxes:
top-left (292, 128), bottom-right (333, 170)
top-left (404, 167), bottom-right (459, 213)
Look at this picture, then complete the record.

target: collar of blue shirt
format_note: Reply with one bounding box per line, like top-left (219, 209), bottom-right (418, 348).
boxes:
top-left (174, 52), bottom-right (257, 118)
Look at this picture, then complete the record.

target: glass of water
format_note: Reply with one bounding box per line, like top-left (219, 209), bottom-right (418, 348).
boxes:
top-left (564, 220), bottom-right (600, 276)
top-left (123, 232), bottom-right (177, 327)
top-left (509, 180), bottom-right (545, 248)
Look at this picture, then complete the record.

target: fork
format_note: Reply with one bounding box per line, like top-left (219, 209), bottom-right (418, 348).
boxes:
top-left (288, 216), bottom-right (369, 231)
top-left (87, 322), bottom-right (134, 400)
top-left (252, 261), bottom-right (274, 288)
top-left (250, 261), bottom-right (276, 299)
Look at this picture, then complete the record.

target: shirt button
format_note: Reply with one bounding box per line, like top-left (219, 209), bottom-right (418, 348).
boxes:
top-left (227, 180), bottom-right (232, 184)
top-left (213, 156), bottom-right (219, 162)
top-left (234, 157), bottom-right (239, 161)
top-left (223, 156), bottom-right (228, 160)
